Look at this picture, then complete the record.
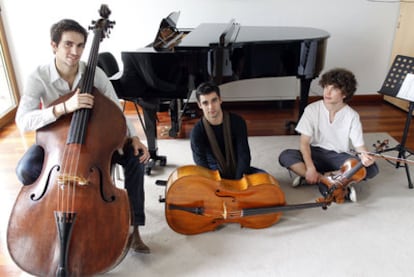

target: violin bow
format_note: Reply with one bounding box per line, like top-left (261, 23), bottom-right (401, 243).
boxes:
top-left (351, 139), bottom-right (414, 165)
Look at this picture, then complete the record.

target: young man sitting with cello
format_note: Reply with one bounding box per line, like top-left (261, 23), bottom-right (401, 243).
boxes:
top-left (190, 82), bottom-right (263, 179)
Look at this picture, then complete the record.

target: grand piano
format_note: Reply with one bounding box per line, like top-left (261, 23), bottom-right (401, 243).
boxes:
top-left (120, 11), bottom-right (329, 174)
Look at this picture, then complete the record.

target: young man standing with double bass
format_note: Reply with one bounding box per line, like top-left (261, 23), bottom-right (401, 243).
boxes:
top-left (15, 18), bottom-right (151, 253)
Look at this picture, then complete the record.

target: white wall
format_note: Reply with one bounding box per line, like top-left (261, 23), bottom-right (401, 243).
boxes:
top-left (0, 0), bottom-right (399, 100)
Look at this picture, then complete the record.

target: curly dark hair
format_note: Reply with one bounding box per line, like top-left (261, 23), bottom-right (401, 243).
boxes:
top-left (50, 19), bottom-right (88, 45)
top-left (319, 68), bottom-right (357, 103)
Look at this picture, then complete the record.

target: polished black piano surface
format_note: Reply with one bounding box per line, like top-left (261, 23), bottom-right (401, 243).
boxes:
top-left (121, 11), bottom-right (329, 118)
top-left (120, 12), bottom-right (329, 174)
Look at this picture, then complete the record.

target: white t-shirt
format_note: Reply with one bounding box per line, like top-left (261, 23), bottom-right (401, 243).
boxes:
top-left (295, 100), bottom-right (364, 153)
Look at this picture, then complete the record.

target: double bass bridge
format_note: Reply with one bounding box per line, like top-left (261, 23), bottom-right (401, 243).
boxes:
top-left (57, 175), bottom-right (88, 188)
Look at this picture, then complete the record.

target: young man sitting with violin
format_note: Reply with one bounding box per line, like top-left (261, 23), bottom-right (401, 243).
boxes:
top-left (190, 82), bottom-right (263, 180)
top-left (278, 68), bottom-right (379, 202)
top-left (15, 19), bottom-right (151, 253)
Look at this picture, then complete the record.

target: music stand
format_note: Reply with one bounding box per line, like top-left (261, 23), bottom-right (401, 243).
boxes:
top-left (378, 54), bottom-right (414, 189)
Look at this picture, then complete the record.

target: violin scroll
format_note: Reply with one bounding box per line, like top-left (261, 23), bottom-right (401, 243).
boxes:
top-left (373, 139), bottom-right (389, 153)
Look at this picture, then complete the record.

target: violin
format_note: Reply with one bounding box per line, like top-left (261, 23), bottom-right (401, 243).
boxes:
top-left (164, 165), bottom-right (328, 235)
top-left (317, 140), bottom-right (388, 204)
top-left (7, 5), bottom-right (131, 276)
top-left (318, 158), bottom-right (367, 203)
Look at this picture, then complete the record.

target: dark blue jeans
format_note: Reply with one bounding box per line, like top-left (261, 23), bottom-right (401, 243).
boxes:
top-left (16, 142), bottom-right (146, 226)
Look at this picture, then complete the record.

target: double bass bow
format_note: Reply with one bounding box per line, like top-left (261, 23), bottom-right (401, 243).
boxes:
top-left (7, 5), bottom-right (131, 276)
top-left (163, 165), bottom-right (329, 235)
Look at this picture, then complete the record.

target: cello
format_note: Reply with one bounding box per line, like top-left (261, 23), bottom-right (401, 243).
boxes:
top-left (164, 165), bottom-right (329, 235)
top-left (7, 5), bottom-right (131, 276)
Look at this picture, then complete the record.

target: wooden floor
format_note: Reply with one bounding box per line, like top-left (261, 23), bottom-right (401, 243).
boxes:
top-left (155, 96), bottom-right (414, 150)
top-left (1, 96), bottom-right (414, 276)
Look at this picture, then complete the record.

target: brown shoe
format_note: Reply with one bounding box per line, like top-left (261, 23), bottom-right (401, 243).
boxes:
top-left (131, 226), bottom-right (150, 254)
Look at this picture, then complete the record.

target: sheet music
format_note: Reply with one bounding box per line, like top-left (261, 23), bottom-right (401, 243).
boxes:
top-left (397, 73), bottom-right (414, 102)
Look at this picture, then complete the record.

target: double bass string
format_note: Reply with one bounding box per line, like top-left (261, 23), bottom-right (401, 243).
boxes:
top-left (58, 28), bottom-right (102, 213)
top-left (57, 141), bottom-right (80, 213)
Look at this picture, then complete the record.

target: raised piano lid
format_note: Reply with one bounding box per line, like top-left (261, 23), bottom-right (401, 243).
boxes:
top-left (177, 22), bottom-right (329, 49)
top-left (160, 11), bottom-right (180, 29)
top-left (234, 26), bottom-right (330, 45)
top-left (153, 11), bottom-right (184, 50)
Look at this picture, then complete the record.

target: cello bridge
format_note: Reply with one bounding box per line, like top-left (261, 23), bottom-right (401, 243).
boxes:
top-left (222, 202), bottom-right (227, 219)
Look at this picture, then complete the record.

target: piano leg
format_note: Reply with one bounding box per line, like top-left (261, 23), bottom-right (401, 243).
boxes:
top-left (298, 77), bottom-right (312, 119)
top-left (139, 98), bottom-right (167, 175)
top-left (285, 77), bottom-right (313, 134)
top-left (168, 99), bottom-right (181, 138)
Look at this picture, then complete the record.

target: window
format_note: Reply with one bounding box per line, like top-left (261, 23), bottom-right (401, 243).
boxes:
top-left (0, 8), bottom-right (19, 129)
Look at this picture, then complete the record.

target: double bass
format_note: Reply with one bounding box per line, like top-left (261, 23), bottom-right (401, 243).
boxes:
top-left (7, 5), bottom-right (131, 276)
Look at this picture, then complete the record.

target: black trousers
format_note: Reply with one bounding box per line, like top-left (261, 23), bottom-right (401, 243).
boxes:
top-left (16, 142), bottom-right (146, 226)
